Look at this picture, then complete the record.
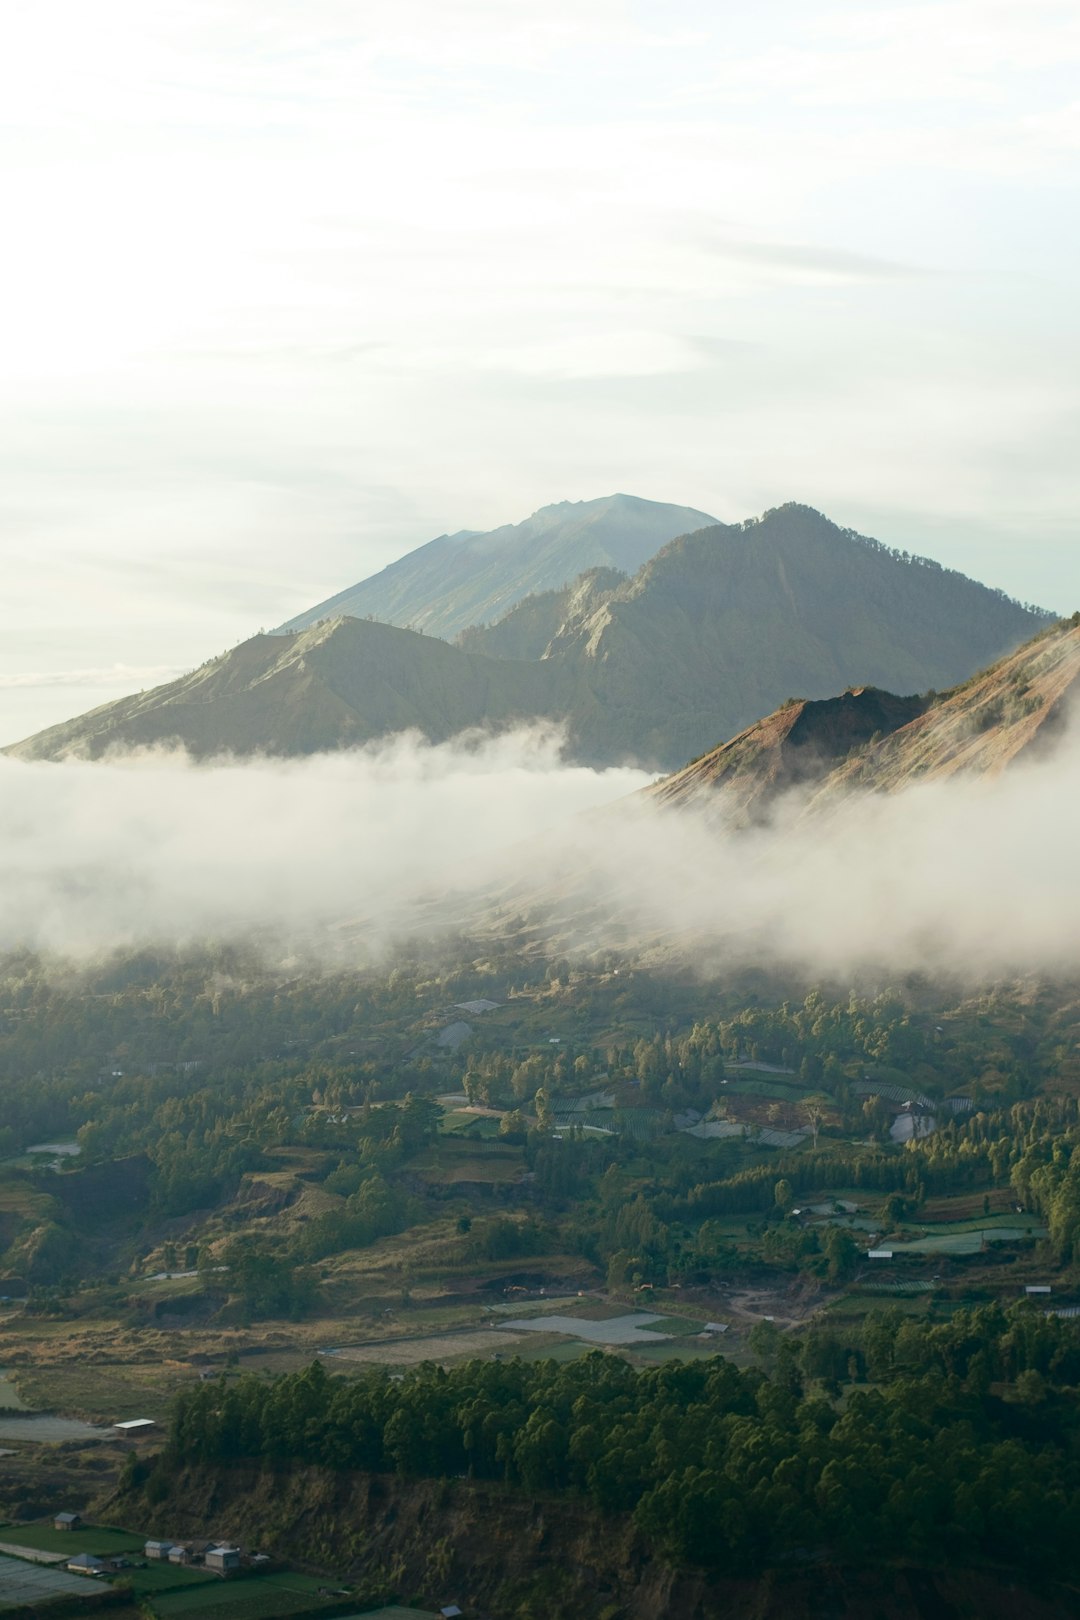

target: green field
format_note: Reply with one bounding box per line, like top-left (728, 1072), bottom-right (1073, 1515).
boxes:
top-left (0, 1524), bottom-right (144, 1556)
top-left (151, 1572), bottom-right (344, 1619)
top-left (645, 1314), bottom-right (706, 1336)
top-left (893, 1224), bottom-right (1047, 1255)
top-left (341, 1607), bottom-right (440, 1620)
top-left (723, 1077), bottom-right (805, 1100)
top-left (121, 1562), bottom-right (220, 1594)
top-left (342, 1610), bottom-right (437, 1619)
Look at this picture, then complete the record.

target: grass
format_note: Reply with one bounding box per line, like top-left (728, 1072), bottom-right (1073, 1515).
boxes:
top-left (511, 1339), bottom-right (592, 1364)
top-left (12, 1359), bottom-right (192, 1421)
top-left (341, 1609), bottom-right (437, 1620)
top-left (645, 1315), bottom-right (706, 1337)
top-left (0, 1525), bottom-right (145, 1555)
top-left (120, 1563), bottom-right (220, 1593)
top-left (627, 1340), bottom-right (726, 1363)
top-left (151, 1572), bottom-right (346, 1618)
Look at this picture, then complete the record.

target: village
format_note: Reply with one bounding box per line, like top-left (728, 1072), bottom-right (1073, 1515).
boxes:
top-left (0, 1503), bottom-right (467, 1619)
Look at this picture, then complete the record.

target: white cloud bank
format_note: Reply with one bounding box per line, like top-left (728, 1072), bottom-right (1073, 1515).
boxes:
top-left (1, 724), bottom-right (1078, 983)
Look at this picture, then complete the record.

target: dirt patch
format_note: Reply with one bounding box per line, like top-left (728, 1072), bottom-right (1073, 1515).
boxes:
top-left (721, 1280), bottom-right (828, 1329)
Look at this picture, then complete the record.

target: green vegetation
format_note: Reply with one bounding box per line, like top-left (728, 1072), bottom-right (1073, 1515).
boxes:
top-left (160, 1303), bottom-right (1080, 1582)
top-left (0, 1524), bottom-right (144, 1555)
top-left (5, 941), bottom-right (1080, 1603)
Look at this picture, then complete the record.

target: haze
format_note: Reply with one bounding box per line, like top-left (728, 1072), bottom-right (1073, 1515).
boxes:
top-left (3, 725), bottom-right (1079, 983)
top-left (3, 0), bottom-right (1080, 737)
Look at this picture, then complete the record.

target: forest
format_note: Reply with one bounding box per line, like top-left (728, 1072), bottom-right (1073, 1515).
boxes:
top-left (157, 1302), bottom-right (1080, 1579)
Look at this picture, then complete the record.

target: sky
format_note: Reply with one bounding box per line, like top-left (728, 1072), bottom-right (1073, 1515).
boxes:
top-left (2, 0), bottom-right (1079, 742)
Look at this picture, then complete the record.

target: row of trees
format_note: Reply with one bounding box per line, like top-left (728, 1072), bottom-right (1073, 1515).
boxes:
top-left (162, 1304), bottom-right (1080, 1577)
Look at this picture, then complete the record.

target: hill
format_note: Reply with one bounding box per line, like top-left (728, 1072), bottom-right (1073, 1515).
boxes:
top-left (655, 614), bottom-right (1080, 822)
top-left (4, 618), bottom-right (564, 761)
top-left (517, 504), bottom-right (1053, 765)
top-left (648, 686), bottom-right (929, 822)
top-left (276, 492), bottom-right (717, 641)
top-left (7, 505), bottom-right (1052, 768)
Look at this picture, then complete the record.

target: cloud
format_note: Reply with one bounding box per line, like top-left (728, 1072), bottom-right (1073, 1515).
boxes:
top-left (1, 721), bottom-right (1079, 986)
top-left (0, 729), bottom-right (652, 958)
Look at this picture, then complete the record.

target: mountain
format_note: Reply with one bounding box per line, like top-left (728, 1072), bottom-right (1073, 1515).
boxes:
top-left (656, 614), bottom-right (1080, 821)
top-left (7, 504), bottom-right (1053, 768)
top-left (648, 686), bottom-right (929, 823)
top-left (467, 617), bottom-right (1080, 962)
top-left (4, 619), bottom-right (564, 762)
top-left (461, 503), bottom-right (1053, 767)
top-left (277, 494), bottom-right (718, 642)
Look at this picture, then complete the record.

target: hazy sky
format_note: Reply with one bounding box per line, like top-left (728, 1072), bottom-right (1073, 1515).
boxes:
top-left (3, 0), bottom-right (1079, 742)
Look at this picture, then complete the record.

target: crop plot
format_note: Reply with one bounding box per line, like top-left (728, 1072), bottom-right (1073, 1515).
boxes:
top-left (151, 1571), bottom-right (344, 1618)
top-left (0, 1524), bottom-right (144, 1557)
top-left (897, 1224), bottom-right (1046, 1254)
top-left (0, 1553), bottom-right (99, 1610)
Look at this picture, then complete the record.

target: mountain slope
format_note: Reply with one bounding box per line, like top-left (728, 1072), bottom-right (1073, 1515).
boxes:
top-left (655, 615), bottom-right (1080, 821)
top-left (4, 619), bottom-right (565, 761)
top-left (7, 505), bottom-right (1053, 768)
top-left (456, 567), bottom-right (626, 662)
top-left (276, 494), bottom-right (717, 641)
top-left (539, 504), bottom-right (1053, 766)
top-left (648, 687), bottom-right (928, 821)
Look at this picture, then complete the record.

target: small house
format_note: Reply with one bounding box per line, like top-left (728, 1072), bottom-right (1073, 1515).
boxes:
top-left (206, 1546), bottom-right (241, 1574)
top-left (867, 1248), bottom-right (893, 1260)
top-left (168, 1545), bottom-right (192, 1565)
top-left (53, 1512), bottom-right (81, 1531)
top-left (67, 1554), bottom-right (105, 1575)
top-left (144, 1541), bottom-right (174, 1561)
top-left (1025, 1285), bottom-right (1052, 1296)
top-left (115, 1418), bottom-right (156, 1437)
top-left (441, 1607), bottom-right (464, 1619)
top-left (701, 1322), bottom-right (729, 1335)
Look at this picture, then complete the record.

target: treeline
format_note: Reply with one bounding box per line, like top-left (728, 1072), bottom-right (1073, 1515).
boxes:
top-left (161, 1305), bottom-right (1080, 1578)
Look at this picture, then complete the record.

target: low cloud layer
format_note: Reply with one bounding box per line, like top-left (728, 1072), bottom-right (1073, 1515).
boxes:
top-left (0, 729), bottom-right (650, 959)
top-left (1, 723), bottom-right (1078, 982)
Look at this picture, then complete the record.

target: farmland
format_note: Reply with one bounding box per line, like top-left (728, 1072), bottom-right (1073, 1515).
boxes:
top-left (2, 952), bottom-right (1080, 1611)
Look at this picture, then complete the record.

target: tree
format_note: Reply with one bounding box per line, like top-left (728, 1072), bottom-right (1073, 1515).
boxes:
top-left (801, 1093), bottom-right (831, 1148)
top-left (823, 1226), bottom-right (858, 1282)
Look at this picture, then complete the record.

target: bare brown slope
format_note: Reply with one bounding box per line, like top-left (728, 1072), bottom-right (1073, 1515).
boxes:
top-left (108, 1464), bottom-right (1080, 1620)
top-left (813, 615), bottom-right (1080, 803)
top-left (651, 686), bottom-right (926, 822)
top-left (652, 617), bottom-right (1080, 827)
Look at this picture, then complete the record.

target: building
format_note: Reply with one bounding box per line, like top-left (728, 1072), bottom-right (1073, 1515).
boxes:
top-left (701, 1322), bottom-right (729, 1335)
top-left (168, 1545), bottom-right (192, 1565)
top-left (115, 1418), bottom-right (156, 1437)
top-left (206, 1546), bottom-right (241, 1574)
top-left (867, 1248), bottom-right (894, 1260)
top-left (441, 1606), bottom-right (464, 1618)
top-left (144, 1541), bottom-right (174, 1561)
top-left (1025, 1285), bottom-right (1052, 1296)
top-left (67, 1554), bottom-right (105, 1576)
top-left (53, 1512), bottom-right (81, 1531)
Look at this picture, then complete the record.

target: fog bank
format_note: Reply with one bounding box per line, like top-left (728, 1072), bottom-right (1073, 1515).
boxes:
top-left (1, 723), bottom-right (1078, 980)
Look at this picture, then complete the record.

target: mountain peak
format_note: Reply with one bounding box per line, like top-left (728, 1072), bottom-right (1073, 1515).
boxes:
top-left (275, 494), bottom-right (717, 641)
